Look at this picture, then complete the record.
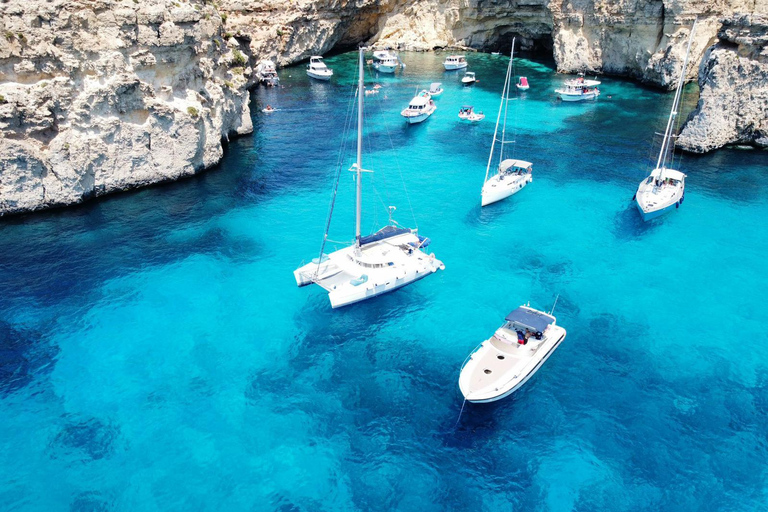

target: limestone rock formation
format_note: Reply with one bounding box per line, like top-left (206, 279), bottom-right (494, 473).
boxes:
top-left (678, 14), bottom-right (768, 153)
top-left (0, 0), bottom-right (252, 215)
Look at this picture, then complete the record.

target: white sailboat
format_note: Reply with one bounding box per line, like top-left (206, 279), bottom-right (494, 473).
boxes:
top-left (635, 20), bottom-right (697, 221)
top-left (294, 48), bottom-right (445, 308)
top-left (481, 39), bottom-right (533, 207)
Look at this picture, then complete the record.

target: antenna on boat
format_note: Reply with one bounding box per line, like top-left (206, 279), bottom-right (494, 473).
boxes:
top-left (388, 205), bottom-right (396, 225)
top-left (549, 294), bottom-right (560, 315)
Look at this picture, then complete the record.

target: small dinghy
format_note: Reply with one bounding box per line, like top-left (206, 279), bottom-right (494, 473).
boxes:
top-left (461, 71), bottom-right (476, 85)
top-left (459, 305), bottom-right (566, 403)
top-left (262, 105), bottom-right (277, 113)
top-left (516, 77), bottom-right (529, 90)
top-left (428, 82), bottom-right (444, 96)
top-left (458, 105), bottom-right (484, 122)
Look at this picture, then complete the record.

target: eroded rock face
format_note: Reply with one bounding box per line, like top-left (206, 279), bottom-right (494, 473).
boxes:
top-left (0, 0), bottom-right (252, 215)
top-left (678, 14), bottom-right (768, 153)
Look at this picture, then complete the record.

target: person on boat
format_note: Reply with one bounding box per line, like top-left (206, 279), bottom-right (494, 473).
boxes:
top-left (265, 104), bottom-right (273, 111)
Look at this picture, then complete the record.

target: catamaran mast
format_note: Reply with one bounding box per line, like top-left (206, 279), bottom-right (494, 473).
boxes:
top-left (655, 19), bottom-right (697, 177)
top-left (355, 47), bottom-right (364, 247)
top-left (484, 42), bottom-right (514, 184)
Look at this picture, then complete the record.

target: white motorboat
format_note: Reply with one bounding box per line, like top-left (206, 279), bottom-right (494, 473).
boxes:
top-left (294, 48), bottom-right (444, 308)
top-left (306, 56), bottom-right (333, 80)
top-left (481, 38), bottom-right (533, 207)
top-left (458, 105), bottom-right (484, 122)
top-left (555, 73), bottom-right (600, 101)
top-left (400, 90), bottom-right (436, 124)
top-left (255, 60), bottom-right (279, 87)
top-left (635, 20), bottom-right (697, 221)
top-left (459, 305), bottom-right (566, 403)
top-left (428, 82), bottom-right (444, 96)
top-left (516, 77), bottom-right (530, 90)
top-left (372, 50), bottom-right (404, 73)
top-left (443, 55), bottom-right (468, 70)
top-left (461, 71), bottom-right (476, 85)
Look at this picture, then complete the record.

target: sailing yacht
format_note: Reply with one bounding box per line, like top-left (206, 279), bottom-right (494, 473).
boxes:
top-left (481, 39), bottom-right (533, 207)
top-left (635, 20), bottom-right (697, 221)
top-left (293, 48), bottom-right (445, 308)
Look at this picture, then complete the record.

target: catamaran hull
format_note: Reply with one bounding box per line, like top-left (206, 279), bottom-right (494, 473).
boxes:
top-left (462, 332), bottom-right (566, 403)
top-left (328, 267), bottom-right (436, 308)
top-left (481, 174), bottom-right (532, 207)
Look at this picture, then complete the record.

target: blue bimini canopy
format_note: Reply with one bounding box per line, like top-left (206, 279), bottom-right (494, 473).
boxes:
top-left (360, 225), bottom-right (412, 246)
top-left (504, 307), bottom-right (554, 332)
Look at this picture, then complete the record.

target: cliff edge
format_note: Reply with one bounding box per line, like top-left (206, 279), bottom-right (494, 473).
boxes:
top-left (678, 14), bottom-right (768, 153)
top-left (0, 0), bottom-right (253, 215)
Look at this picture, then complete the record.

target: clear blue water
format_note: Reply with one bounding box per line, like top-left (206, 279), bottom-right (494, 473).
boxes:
top-left (1, 51), bottom-right (767, 511)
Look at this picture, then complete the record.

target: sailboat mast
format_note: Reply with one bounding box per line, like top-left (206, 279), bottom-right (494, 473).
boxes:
top-left (499, 38), bottom-right (515, 164)
top-left (655, 19), bottom-right (697, 175)
top-left (484, 42), bottom-right (514, 184)
top-left (355, 47), bottom-right (364, 246)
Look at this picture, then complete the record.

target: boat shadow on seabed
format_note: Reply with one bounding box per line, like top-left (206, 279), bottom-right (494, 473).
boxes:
top-left (612, 204), bottom-right (663, 240)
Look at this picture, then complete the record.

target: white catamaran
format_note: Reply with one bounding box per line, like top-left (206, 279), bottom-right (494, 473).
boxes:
top-left (481, 39), bottom-right (533, 207)
top-left (293, 48), bottom-right (445, 308)
top-left (634, 20), bottom-right (697, 221)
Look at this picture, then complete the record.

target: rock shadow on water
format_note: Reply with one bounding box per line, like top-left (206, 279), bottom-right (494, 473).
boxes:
top-left (49, 417), bottom-right (121, 462)
top-left (612, 204), bottom-right (662, 240)
top-left (0, 321), bottom-right (59, 397)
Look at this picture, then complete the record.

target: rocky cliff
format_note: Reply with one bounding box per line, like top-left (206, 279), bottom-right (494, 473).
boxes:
top-left (0, 0), bottom-right (253, 215)
top-left (678, 14), bottom-right (768, 153)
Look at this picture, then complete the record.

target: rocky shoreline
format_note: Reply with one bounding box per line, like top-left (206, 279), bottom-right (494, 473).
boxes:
top-left (0, 0), bottom-right (765, 216)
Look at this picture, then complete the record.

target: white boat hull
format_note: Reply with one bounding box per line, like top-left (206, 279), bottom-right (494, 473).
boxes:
top-left (294, 232), bottom-right (445, 308)
top-left (444, 62), bottom-right (468, 70)
top-left (516, 85), bottom-right (529, 90)
top-left (307, 70), bottom-right (332, 80)
top-left (634, 173), bottom-right (685, 221)
top-left (373, 63), bottom-right (396, 73)
top-left (459, 329), bottom-right (566, 403)
top-left (556, 89), bottom-right (600, 101)
top-left (481, 172), bottom-right (532, 207)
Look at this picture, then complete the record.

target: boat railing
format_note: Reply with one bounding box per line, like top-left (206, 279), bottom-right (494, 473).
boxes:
top-left (460, 341), bottom-right (484, 370)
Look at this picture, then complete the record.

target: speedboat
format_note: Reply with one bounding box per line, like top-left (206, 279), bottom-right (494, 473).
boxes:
top-left (481, 159), bottom-right (533, 206)
top-left (306, 56), bottom-right (333, 80)
top-left (294, 48), bottom-right (444, 308)
top-left (555, 73), bottom-right (600, 101)
top-left (481, 38), bottom-right (533, 207)
top-left (458, 105), bottom-right (484, 122)
top-left (255, 60), bottom-right (279, 87)
top-left (372, 50), bottom-right (404, 73)
top-left (634, 20), bottom-right (697, 221)
top-left (428, 82), bottom-right (444, 96)
top-left (461, 71), bottom-right (476, 85)
top-left (443, 55), bottom-right (467, 70)
top-left (400, 90), bottom-right (436, 124)
top-left (516, 77), bottom-right (529, 90)
top-left (459, 305), bottom-right (566, 403)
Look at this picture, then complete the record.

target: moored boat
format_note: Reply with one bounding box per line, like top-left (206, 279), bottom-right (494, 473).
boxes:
top-left (306, 56), bottom-right (333, 80)
top-left (400, 90), bottom-right (436, 124)
top-left (428, 82), bottom-right (444, 96)
top-left (458, 105), bottom-right (484, 122)
top-left (255, 60), bottom-right (279, 87)
top-left (555, 73), bottom-right (600, 101)
top-left (516, 77), bottom-right (529, 90)
top-left (294, 48), bottom-right (444, 308)
top-left (635, 20), bottom-right (697, 221)
top-left (461, 71), bottom-right (476, 85)
top-left (459, 305), bottom-right (567, 403)
top-left (443, 55), bottom-right (468, 70)
top-left (372, 50), bottom-right (404, 73)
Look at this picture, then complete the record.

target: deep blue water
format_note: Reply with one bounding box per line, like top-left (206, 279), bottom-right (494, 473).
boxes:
top-left (1, 51), bottom-right (767, 511)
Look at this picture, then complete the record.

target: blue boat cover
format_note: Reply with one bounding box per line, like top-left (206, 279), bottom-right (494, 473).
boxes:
top-left (504, 307), bottom-right (554, 332)
top-left (360, 225), bottom-right (411, 246)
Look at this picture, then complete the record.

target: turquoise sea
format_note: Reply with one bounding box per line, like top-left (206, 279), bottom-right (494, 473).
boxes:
top-left (1, 51), bottom-right (767, 511)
